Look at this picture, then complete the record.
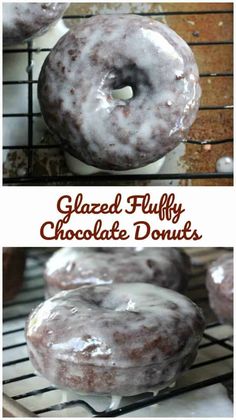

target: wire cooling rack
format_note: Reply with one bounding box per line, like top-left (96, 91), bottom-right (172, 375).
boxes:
top-left (2, 248), bottom-right (233, 417)
top-left (2, 5), bottom-right (233, 186)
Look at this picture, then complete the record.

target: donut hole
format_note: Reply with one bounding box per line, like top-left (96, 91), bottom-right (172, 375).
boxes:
top-left (109, 63), bottom-right (152, 100)
top-left (112, 86), bottom-right (133, 100)
top-left (102, 296), bottom-right (135, 312)
top-left (79, 286), bottom-right (122, 310)
top-left (83, 290), bottom-right (139, 314)
top-left (79, 288), bottom-right (124, 311)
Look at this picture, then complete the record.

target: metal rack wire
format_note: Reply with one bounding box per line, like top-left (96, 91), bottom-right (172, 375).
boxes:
top-left (2, 6), bottom-right (233, 185)
top-left (2, 248), bottom-right (233, 417)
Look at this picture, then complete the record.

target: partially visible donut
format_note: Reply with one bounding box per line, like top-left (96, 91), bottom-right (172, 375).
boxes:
top-left (3, 247), bottom-right (26, 302)
top-left (38, 14), bottom-right (201, 170)
top-left (26, 283), bottom-right (205, 396)
top-left (44, 247), bottom-right (191, 297)
top-left (3, 3), bottom-right (69, 46)
top-left (206, 253), bottom-right (233, 324)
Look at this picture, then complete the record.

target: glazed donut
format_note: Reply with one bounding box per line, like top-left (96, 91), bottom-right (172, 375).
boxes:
top-left (206, 253), bottom-right (233, 324)
top-left (44, 247), bottom-right (191, 297)
top-left (3, 248), bottom-right (26, 302)
top-left (3, 3), bottom-right (69, 46)
top-left (38, 14), bottom-right (201, 170)
top-left (26, 283), bottom-right (205, 395)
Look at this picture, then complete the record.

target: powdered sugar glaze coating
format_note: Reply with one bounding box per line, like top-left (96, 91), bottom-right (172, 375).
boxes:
top-left (26, 283), bottom-right (205, 395)
top-left (38, 14), bottom-right (201, 170)
top-left (44, 247), bottom-right (191, 297)
top-left (206, 253), bottom-right (233, 324)
top-left (3, 3), bottom-right (69, 46)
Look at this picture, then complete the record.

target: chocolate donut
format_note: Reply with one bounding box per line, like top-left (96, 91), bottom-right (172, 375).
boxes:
top-left (3, 3), bottom-right (69, 46)
top-left (38, 14), bottom-right (201, 170)
top-left (3, 247), bottom-right (26, 302)
top-left (26, 283), bottom-right (205, 395)
top-left (44, 247), bottom-right (191, 298)
top-left (206, 253), bottom-right (233, 324)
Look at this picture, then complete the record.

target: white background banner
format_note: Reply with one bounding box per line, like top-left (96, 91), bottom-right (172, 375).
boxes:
top-left (1, 186), bottom-right (234, 247)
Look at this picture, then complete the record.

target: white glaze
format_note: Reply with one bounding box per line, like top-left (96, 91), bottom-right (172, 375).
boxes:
top-left (3, 3), bottom-right (69, 45)
top-left (109, 395), bottom-right (122, 410)
top-left (100, 282), bottom-right (191, 313)
top-left (3, 12), bottom-right (166, 178)
top-left (38, 14), bottom-right (201, 170)
top-left (207, 253), bottom-right (233, 291)
top-left (45, 247), bottom-right (190, 297)
top-left (26, 283), bottom-right (205, 396)
top-left (3, 13), bottom-right (188, 181)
